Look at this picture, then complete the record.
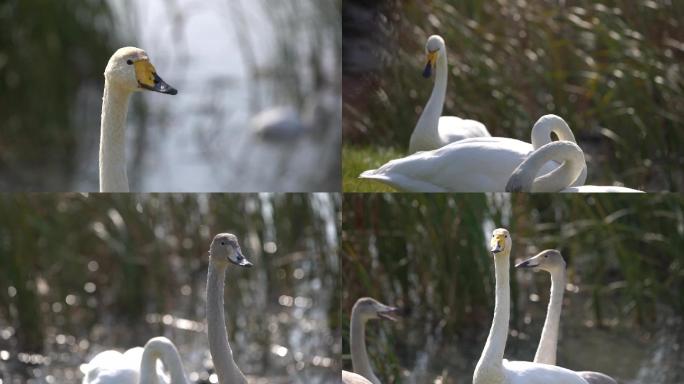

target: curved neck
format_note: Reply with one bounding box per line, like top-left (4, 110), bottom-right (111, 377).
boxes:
top-left (474, 251), bottom-right (510, 382)
top-left (140, 339), bottom-right (189, 384)
top-left (207, 262), bottom-right (247, 384)
top-left (350, 310), bottom-right (380, 384)
top-left (535, 269), bottom-right (565, 365)
top-left (99, 80), bottom-right (131, 192)
top-left (530, 115), bottom-right (577, 148)
top-left (507, 141), bottom-right (585, 192)
top-left (410, 49), bottom-right (448, 152)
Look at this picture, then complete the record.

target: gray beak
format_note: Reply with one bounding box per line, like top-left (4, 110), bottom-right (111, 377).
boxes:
top-left (377, 306), bottom-right (400, 322)
top-left (515, 259), bottom-right (538, 269)
top-left (231, 252), bottom-right (253, 268)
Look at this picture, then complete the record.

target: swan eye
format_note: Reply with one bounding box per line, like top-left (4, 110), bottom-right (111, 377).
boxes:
top-left (220, 241), bottom-right (226, 246)
top-left (126, 59), bottom-right (133, 65)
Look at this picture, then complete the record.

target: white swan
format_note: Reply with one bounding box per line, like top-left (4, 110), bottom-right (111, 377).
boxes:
top-left (206, 233), bottom-right (252, 384)
top-left (342, 297), bottom-right (400, 384)
top-left (408, 35), bottom-right (490, 153)
top-left (82, 233), bottom-right (250, 384)
top-left (505, 141), bottom-right (643, 193)
top-left (516, 250), bottom-right (618, 384)
top-left (99, 47), bottom-right (177, 192)
top-left (473, 228), bottom-right (589, 384)
top-left (81, 336), bottom-right (189, 384)
top-left (342, 371), bottom-right (373, 384)
top-left (360, 114), bottom-right (587, 192)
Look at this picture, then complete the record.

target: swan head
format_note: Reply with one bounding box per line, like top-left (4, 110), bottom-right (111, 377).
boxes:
top-left (422, 35), bottom-right (445, 78)
top-left (105, 47), bottom-right (178, 95)
top-left (490, 228), bottom-right (511, 254)
top-left (353, 297), bottom-right (400, 322)
top-left (515, 249), bottom-right (566, 273)
top-left (210, 233), bottom-right (252, 268)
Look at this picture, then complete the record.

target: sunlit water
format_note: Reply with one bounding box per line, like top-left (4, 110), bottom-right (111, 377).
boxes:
top-left (73, 0), bottom-right (340, 192)
top-left (0, 194), bottom-right (339, 383)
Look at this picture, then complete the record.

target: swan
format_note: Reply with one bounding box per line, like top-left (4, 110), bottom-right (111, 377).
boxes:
top-left (473, 228), bottom-right (589, 384)
top-left (408, 35), bottom-right (490, 153)
top-left (99, 47), bottom-right (177, 192)
top-left (505, 141), bottom-right (643, 193)
top-left (516, 250), bottom-right (618, 384)
top-left (81, 336), bottom-right (189, 384)
top-left (206, 233), bottom-right (252, 384)
top-left (360, 114), bottom-right (587, 192)
top-left (82, 233), bottom-right (250, 384)
top-left (342, 297), bottom-right (400, 384)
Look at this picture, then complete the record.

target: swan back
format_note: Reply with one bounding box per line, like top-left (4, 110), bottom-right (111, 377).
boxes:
top-left (81, 348), bottom-right (142, 384)
top-left (342, 370), bottom-right (374, 384)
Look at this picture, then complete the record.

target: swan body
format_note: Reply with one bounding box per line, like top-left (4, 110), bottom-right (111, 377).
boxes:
top-left (342, 297), bottom-right (399, 384)
top-left (251, 106), bottom-right (305, 140)
top-left (409, 35), bottom-right (490, 153)
top-left (99, 47), bottom-right (177, 192)
top-left (342, 371), bottom-right (374, 384)
top-left (505, 140), bottom-right (643, 193)
top-left (207, 233), bottom-right (252, 384)
top-left (81, 337), bottom-right (189, 384)
top-left (516, 251), bottom-right (618, 384)
top-left (473, 229), bottom-right (589, 384)
top-left (362, 115), bottom-right (587, 192)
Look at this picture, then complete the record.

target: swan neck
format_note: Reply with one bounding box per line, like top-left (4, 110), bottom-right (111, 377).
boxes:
top-left (535, 269), bottom-right (565, 365)
top-left (475, 251), bottom-right (510, 381)
top-left (207, 262), bottom-right (246, 384)
top-left (508, 142), bottom-right (584, 192)
top-left (140, 339), bottom-right (189, 384)
top-left (99, 80), bottom-right (131, 192)
top-left (531, 117), bottom-right (576, 148)
top-left (411, 48), bottom-right (448, 152)
top-left (350, 311), bottom-right (380, 384)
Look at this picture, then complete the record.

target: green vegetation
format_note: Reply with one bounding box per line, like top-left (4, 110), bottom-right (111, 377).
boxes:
top-left (343, 0), bottom-right (684, 191)
top-left (342, 145), bottom-right (401, 192)
top-left (342, 194), bottom-right (684, 382)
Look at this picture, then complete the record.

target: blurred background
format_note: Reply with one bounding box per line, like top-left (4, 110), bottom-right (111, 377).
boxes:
top-left (342, 194), bottom-right (684, 383)
top-left (0, 0), bottom-right (341, 192)
top-left (342, 0), bottom-right (684, 192)
top-left (0, 193), bottom-right (340, 383)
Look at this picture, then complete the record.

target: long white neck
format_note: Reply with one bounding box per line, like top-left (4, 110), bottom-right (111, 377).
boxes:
top-left (140, 337), bottom-right (190, 384)
top-left (350, 310), bottom-right (380, 384)
top-left (99, 80), bottom-right (131, 192)
top-left (207, 262), bottom-right (247, 384)
top-left (409, 48), bottom-right (448, 153)
top-left (534, 268), bottom-right (565, 365)
top-left (506, 141), bottom-right (586, 192)
top-left (473, 252), bottom-right (510, 384)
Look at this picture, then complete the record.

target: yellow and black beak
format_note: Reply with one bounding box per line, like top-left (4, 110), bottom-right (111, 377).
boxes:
top-left (490, 234), bottom-right (504, 253)
top-left (134, 60), bottom-right (178, 95)
top-left (422, 51), bottom-right (438, 78)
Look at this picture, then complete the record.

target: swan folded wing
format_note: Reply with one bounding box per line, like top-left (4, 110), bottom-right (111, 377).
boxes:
top-left (81, 349), bottom-right (140, 384)
top-left (438, 117), bottom-right (491, 144)
top-left (562, 185), bottom-right (644, 193)
top-left (503, 360), bottom-right (589, 384)
top-left (342, 370), bottom-right (374, 384)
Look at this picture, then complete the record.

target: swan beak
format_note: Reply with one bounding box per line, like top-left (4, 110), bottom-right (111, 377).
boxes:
top-left (422, 51), bottom-right (437, 78)
top-left (515, 259), bottom-right (538, 269)
top-left (377, 306), bottom-right (400, 322)
top-left (231, 252), bottom-right (253, 268)
top-left (490, 235), bottom-right (503, 253)
top-left (134, 60), bottom-right (178, 95)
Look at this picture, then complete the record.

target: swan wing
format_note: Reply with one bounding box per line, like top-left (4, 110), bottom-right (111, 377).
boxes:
top-left (438, 116), bottom-right (491, 144)
top-left (578, 371), bottom-right (618, 384)
top-left (81, 350), bottom-right (139, 384)
top-left (504, 360), bottom-right (589, 384)
top-left (361, 138), bottom-right (550, 192)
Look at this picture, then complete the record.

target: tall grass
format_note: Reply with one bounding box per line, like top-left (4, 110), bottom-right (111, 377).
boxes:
top-left (343, 0), bottom-right (684, 191)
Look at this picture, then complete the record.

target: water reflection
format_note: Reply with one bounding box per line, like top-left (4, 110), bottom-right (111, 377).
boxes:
top-left (0, 194), bottom-right (340, 383)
